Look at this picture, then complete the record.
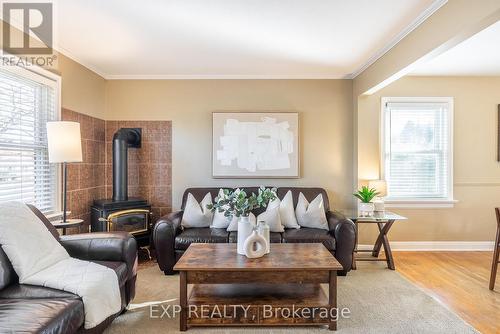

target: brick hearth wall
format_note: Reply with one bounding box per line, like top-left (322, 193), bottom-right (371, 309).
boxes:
top-left (105, 120), bottom-right (172, 223)
top-left (61, 109), bottom-right (172, 232)
top-left (61, 109), bottom-right (106, 231)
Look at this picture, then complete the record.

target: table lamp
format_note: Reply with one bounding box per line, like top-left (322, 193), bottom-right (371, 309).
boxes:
top-left (47, 121), bottom-right (83, 223)
top-left (369, 179), bottom-right (387, 212)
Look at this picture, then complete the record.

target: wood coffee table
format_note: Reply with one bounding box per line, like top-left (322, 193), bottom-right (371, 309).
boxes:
top-left (173, 243), bottom-right (343, 331)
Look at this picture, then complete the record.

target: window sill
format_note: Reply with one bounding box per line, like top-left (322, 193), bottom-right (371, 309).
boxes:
top-left (384, 199), bottom-right (457, 209)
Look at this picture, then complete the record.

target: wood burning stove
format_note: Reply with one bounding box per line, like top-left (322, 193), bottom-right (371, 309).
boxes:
top-left (91, 128), bottom-right (152, 247)
top-left (91, 198), bottom-right (151, 246)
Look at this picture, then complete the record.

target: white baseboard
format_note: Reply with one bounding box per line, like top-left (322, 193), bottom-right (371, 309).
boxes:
top-left (358, 241), bottom-right (495, 251)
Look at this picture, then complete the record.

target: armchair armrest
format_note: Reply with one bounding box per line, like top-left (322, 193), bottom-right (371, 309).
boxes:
top-left (153, 210), bottom-right (183, 275)
top-left (60, 232), bottom-right (138, 280)
top-left (327, 211), bottom-right (356, 274)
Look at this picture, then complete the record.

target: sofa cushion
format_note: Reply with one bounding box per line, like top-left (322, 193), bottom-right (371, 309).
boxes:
top-left (228, 232), bottom-right (283, 243)
top-left (175, 228), bottom-right (229, 250)
top-left (181, 193), bottom-right (213, 228)
top-left (295, 193), bottom-right (329, 230)
top-left (0, 284), bottom-right (79, 300)
top-left (0, 298), bottom-right (84, 334)
top-left (282, 228), bottom-right (336, 251)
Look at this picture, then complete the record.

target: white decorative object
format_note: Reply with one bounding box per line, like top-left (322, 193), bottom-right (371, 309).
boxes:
top-left (181, 193), bottom-right (213, 228)
top-left (212, 112), bottom-right (299, 178)
top-left (373, 199), bottom-right (385, 212)
top-left (227, 212), bottom-right (256, 232)
top-left (369, 179), bottom-right (387, 212)
top-left (243, 229), bottom-right (267, 258)
top-left (295, 193), bottom-right (329, 230)
top-left (236, 216), bottom-right (255, 255)
top-left (0, 202), bottom-right (121, 329)
top-left (257, 221), bottom-right (271, 254)
top-left (256, 198), bottom-right (284, 232)
top-left (279, 190), bottom-right (300, 229)
top-left (359, 202), bottom-right (375, 217)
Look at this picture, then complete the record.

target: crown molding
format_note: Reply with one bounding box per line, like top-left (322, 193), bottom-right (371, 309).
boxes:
top-left (348, 0), bottom-right (448, 79)
top-left (103, 74), bottom-right (350, 80)
top-left (54, 45), bottom-right (109, 79)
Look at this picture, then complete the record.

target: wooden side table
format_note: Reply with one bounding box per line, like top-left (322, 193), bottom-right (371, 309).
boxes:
top-left (490, 208), bottom-right (500, 290)
top-left (51, 219), bottom-right (84, 235)
top-left (342, 210), bottom-right (407, 270)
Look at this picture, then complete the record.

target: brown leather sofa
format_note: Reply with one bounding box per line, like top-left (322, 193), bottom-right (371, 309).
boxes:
top-left (0, 205), bottom-right (138, 333)
top-left (154, 187), bottom-right (356, 276)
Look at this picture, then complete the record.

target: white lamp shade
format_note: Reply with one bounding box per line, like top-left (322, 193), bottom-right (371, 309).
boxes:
top-left (46, 121), bottom-right (83, 163)
top-left (368, 179), bottom-right (387, 197)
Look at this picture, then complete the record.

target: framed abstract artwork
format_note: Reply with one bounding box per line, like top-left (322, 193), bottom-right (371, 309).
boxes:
top-left (212, 111), bottom-right (299, 178)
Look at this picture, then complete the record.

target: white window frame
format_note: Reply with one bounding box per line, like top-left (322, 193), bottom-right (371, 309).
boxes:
top-left (0, 61), bottom-right (62, 214)
top-left (380, 97), bottom-right (456, 208)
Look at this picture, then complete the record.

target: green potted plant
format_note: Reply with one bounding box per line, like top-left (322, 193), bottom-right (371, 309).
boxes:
top-left (207, 186), bottom-right (277, 255)
top-left (353, 186), bottom-right (380, 217)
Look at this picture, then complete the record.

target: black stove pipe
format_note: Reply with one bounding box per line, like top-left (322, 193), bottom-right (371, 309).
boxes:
top-left (112, 128), bottom-right (141, 201)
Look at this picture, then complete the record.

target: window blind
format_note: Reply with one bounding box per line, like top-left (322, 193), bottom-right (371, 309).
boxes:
top-left (383, 101), bottom-right (451, 200)
top-left (0, 68), bottom-right (59, 213)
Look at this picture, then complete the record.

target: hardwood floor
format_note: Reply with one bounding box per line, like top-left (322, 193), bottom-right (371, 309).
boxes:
top-left (393, 251), bottom-right (500, 334)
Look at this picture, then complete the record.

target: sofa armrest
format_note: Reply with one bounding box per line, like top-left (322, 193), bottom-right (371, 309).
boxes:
top-left (327, 211), bottom-right (356, 274)
top-left (60, 232), bottom-right (138, 280)
top-left (153, 210), bottom-right (183, 275)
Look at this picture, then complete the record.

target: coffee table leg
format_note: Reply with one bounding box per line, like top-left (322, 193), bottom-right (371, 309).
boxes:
top-left (180, 271), bottom-right (187, 331)
top-left (329, 270), bottom-right (337, 330)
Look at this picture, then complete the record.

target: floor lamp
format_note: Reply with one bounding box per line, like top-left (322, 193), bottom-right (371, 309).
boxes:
top-left (47, 121), bottom-right (83, 223)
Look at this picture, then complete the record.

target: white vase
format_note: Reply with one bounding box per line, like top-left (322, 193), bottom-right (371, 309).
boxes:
top-left (257, 221), bottom-right (270, 254)
top-left (243, 230), bottom-right (267, 259)
top-left (359, 202), bottom-right (375, 217)
top-left (237, 216), bottom-right (254, 255)
top-left (373, 199), bottom-right (385, 212)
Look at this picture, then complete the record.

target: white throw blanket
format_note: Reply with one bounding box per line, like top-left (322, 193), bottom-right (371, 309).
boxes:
top-left (0, 201), bottom-right (121, 329)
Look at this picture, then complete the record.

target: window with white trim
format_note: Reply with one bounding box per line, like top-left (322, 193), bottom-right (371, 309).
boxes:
top-left (381, 97), bottom-right (453, 204)
top-left (0, 66), bottom-right (60, 213)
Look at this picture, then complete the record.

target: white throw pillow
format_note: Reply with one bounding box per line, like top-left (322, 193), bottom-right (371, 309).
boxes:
top-left (211, 208), bottom-right (232, 229)
top-left (280, 190), bottom-right (300, 229)
top-left (227, 213), bottom-right (256, 232)
top-left (181, 193), bottom-right (213, 228)
top-left (295, 193), bottom-right (329, 230)
top-left (257, 198), bottom-right (284, 232)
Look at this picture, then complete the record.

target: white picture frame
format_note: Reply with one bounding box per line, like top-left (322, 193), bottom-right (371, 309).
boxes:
top-left (212, 111), bottom-right (299, 178)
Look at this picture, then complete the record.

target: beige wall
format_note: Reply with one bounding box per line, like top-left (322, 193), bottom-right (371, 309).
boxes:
top-left (357, 76), bottom-right (500, 242)
top-left (57, 54), bottom-right (106, 119)
top-left (105, 80), bottom-right (353, 209)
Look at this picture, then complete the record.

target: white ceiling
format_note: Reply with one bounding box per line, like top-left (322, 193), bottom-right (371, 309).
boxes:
top-left (51, 0), bottom-right (442, 79)
top-left (411, 20), bottom-right (500, 76)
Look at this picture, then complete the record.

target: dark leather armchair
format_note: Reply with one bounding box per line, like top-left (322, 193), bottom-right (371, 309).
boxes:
top-left (154, 187), bottom-right (356, 276)
top-left (0, 205), bottom-right (138, 334)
